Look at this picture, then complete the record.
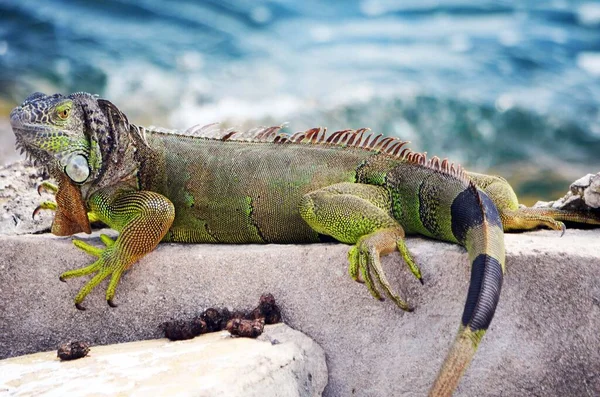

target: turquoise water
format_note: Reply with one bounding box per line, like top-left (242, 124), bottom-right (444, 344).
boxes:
top-left (1, 0), bottom-right (599, 199)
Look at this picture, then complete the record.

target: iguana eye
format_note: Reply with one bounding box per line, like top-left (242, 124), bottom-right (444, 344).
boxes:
top-left (64, 154), bottom-right (90, 183)
top-left (58, 108), bottom-right (70, 120)
top-left (56, 103), bottom-right (71, 120)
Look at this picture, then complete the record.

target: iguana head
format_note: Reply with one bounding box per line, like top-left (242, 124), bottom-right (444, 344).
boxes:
top-left (11, 92), bottom-right (107, 183)
top-left (11, 92), bottom-right (134, 235)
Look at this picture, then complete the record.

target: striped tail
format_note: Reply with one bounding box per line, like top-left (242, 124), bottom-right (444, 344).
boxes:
top-left (430, 184), bottom-right (505, 396)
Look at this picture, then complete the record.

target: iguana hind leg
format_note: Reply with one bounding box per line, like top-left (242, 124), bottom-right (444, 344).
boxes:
top-left (299, 182), bottom-right (421, 311)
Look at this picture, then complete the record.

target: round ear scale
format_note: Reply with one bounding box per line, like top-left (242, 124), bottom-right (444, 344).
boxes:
top-left (64, 154), bottom-right (90, 183)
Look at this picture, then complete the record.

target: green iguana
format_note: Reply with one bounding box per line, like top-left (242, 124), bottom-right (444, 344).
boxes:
top-left (10, 92), bottom-right (600, 396)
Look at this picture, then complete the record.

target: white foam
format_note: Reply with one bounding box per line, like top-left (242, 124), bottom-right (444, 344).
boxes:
top-left (577, 52), bottom-right (600, 76)
top-left (577, 3), bottom-right (600, 26)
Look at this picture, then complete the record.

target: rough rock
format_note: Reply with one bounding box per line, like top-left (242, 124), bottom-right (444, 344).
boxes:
top-left (584, 173), bottom-right (600, 208)
top-left (535, 171), bottom-right (600, 210)
top-left (0, 324), bottom-right (327, 397)
top-left (0, 161), bottom-right (51, 235)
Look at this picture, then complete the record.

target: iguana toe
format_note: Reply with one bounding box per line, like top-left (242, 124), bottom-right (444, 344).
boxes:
top-left (396, 238), bottom-right (423, 285)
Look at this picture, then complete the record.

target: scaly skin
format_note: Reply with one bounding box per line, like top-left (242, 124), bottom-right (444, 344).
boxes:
top-left (10, 92), bottom-right (600, 396)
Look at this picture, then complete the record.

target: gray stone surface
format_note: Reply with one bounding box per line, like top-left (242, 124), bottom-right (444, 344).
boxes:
top-left (0, 323), bottom-right (328, 397)
top-left (0, 228), bottom-right (599, 396)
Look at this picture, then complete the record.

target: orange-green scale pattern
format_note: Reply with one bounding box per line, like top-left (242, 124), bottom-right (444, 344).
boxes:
top-left (135, 132), bottom-right (380, 244)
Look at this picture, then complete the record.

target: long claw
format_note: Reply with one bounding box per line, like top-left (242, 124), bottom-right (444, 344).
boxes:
top-left (37, 181), bottom-right (58, 196)
top-left (75, 303), bottom-right (86, 311)
top-left (107, 299), bottom-right (118, 308)
top-left (560, 222), bottom-right (566, 237)
top-left (32, 201), bottom-right (57, 219)
top-left (32, 206), bottom-right (41, 220)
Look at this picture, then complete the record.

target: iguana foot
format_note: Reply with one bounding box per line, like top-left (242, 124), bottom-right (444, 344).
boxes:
top-left (61, 234), bottom-right (123, 310)
top-left (501, 208), bottom-right (566, 235)
top-left (348, 227), bottom-right (415, 312)
top-left (33, 182), bottom-right (59, 219)
top-left (59, 190), bottom-right (175, 309)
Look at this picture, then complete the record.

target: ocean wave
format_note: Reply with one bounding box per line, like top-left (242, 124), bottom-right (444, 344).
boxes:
top-left (1, 0), bottom-right (599, 197)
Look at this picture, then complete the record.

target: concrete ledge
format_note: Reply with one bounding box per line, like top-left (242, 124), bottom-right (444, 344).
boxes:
top-left (1, 228), bottom-right (599, 396)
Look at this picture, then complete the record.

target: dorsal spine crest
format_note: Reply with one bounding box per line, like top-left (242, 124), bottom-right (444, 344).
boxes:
top-left (147, 123), bottom-right (466, 182)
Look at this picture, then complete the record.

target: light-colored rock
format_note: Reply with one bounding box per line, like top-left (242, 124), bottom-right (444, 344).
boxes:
top-left (584, 173), bottom-right (600, 208)
top-left (570, 173), bottom-right (594, 191)
top-left (0, 324), bottom-right (327, 397)
top-left (0, 120), bottom-right (19, 166)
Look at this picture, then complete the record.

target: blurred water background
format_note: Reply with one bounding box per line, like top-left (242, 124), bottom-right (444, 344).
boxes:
top-left (1, 0), bottom-right (600, 203)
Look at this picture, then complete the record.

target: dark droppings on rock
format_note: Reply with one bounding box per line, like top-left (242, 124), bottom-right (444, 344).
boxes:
top-left (57, 341), bottom-right (90, 361)
top-left (201, 308), bottom-right (224, 332)
top-left (163, 319), bottom-right (206, 341)
top-left (251, 293), bottom-right (282, 325)
top-left (226, 318), bottom-right (265, 338)
top-left (162, 294), bottom-right (282, 341)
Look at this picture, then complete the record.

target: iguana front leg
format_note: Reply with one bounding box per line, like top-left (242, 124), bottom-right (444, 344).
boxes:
top-left (299, 182), bottom-right (422, 311)
top-left (60, 189), bottom-right (175, 310)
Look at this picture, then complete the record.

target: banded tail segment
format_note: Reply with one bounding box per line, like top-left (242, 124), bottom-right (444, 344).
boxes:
top-left (430, 184), bottom-right (505, 396)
